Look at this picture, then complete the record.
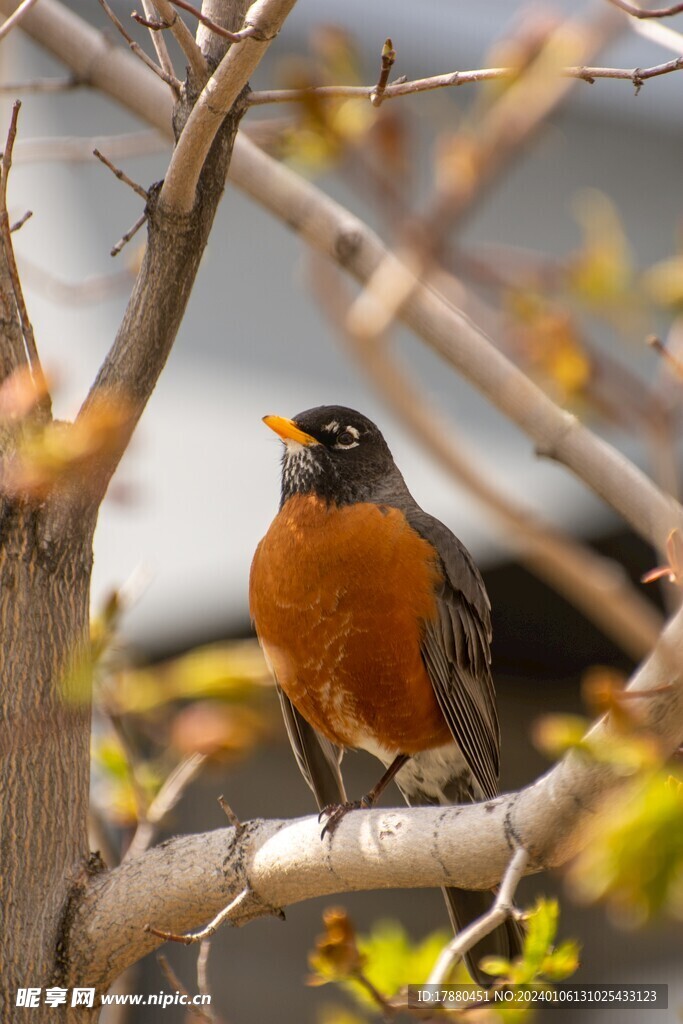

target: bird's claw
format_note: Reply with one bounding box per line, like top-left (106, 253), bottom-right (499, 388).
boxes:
top-left (318, 796), bottom-right (374, 839)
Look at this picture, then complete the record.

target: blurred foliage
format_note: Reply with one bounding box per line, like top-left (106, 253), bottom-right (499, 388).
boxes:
top-left (91, 732), bottom-right (163, 827)
top-left (568, 770), bottom-right (683, 928)
top-left (3, 393), bottom-right (130, 500)
top-left (279, 29), bottom-right (376, 173)
top-left (642, 255), bottom-right (683, 311)
top-left (84, 581), bottom-right (274, 839)
top-left (308, 907), bottom-right (450, 1005)
top-left (568, 190), bottom-right (635, 324)
top-left (532, 665), bottom-right (683, 930)
top-left (481, 899), bottom-right (579, 986)
top-left (308, 900), bottom-right (578, 1022)
top-left (505, 292), bottom-right (591, 401)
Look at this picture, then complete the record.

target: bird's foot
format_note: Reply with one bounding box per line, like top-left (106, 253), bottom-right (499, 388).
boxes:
top-left (318, 796), bottom-right (373, 840)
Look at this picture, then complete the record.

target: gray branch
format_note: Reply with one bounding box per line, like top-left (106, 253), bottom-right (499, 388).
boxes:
top-left (69, 600), bottom-right (683, 988)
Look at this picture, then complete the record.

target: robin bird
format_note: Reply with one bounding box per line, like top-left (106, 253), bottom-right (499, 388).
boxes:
top-left (249, 405), bottom-right (523, 985)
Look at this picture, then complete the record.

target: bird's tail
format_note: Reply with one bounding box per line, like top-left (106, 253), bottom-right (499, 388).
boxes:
top-left (441, 886), bottom-right (525, 988)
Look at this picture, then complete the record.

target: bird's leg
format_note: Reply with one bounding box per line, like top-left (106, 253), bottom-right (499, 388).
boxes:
top-left (319, 754), bottom-right (409, 839)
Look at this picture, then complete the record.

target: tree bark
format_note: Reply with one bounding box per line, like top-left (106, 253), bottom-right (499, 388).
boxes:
top-left (0, 499), bottom-right (93, 1022)
top-left (0, 0), bottom-right (257, 1018)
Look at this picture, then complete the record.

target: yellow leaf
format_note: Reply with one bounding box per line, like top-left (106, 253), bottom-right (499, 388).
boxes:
top-left (642, 256), bottom-right (683, 309)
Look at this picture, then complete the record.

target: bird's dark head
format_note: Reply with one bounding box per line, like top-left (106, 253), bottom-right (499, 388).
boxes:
top-left (263, 405), bottom-right (408, 507)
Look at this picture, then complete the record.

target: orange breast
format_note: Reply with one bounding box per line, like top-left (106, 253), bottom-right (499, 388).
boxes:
top-left (249, 495), bottom-right (452, 755)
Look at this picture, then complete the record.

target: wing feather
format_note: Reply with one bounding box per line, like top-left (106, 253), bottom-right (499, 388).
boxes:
top-left (403, 507), bottom-right (500, 802)
top-left (275, 684), bottom-right (347, 810)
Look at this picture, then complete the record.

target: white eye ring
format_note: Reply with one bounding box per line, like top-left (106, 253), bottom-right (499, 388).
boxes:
top-left (335, 426), bottom-right (360, 449)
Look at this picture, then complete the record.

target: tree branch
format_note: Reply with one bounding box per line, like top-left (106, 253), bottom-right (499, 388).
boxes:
top-left (148, 0), bottom-right (207, 84)
top-left (69, 0), bottom-right (256, 514)
top-left (7, 0), bottom-right (682, 555)
top-left (140, 0), bottom-right (177, 86)
top-left (230, 135), bottom-right (683, 556)
top-left (0, 0), bottom-right (39, 41)
top-left (344, 10), bottom-right (620, 344)
top-left (310, 258), bottom-right (663, 661)
top-left (159, 0), bottom-right (298, 214)
top-left (247, 55), bottom-right (683, 105)
top-left (427, 848), bottom-right (529, 985)
top-left (165, 0), bottom-right (259, 42)
top-left (69, 599), bottom-right (683, 988)
top-left (97, 0), bottom-right (180, 92)
top-left (607, 0), bottom-right (683, 19)
top-left (0, 101), bottom-right (50, 417)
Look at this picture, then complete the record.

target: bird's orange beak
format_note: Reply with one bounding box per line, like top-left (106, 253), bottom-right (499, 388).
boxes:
top-left (262, 415), bottom-right (319, 446)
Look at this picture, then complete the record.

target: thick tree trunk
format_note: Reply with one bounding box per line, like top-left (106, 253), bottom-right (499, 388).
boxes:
top-left (0, 500), bottom-right (93, 1022)
top-left (0, 3), bottom-right (251, 1016)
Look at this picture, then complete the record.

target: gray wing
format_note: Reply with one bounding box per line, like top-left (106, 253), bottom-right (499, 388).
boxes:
top-left (404, 507), bottom-right (500, 802)
top-left (275, 684), bottom-right (347, 810)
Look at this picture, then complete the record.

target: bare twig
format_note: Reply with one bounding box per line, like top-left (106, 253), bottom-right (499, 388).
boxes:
top-left (157, 954), bottom-right (213, 1023)
top-left (648, 334), bottom-right (683, 381)
top-left (0, 0), bottom-right (40, 41)
top-left (124, 753), bottom-right (207, 861)
top-left (345, 11), bottom-right (619, 343)
top-left (111, 213), bottom-right (147, 257)
top-left (0, 75), bottom-right (82, 94)
top-left (139, 0), bottom-right (177, 87)
top-left (146, 887), bottom-right (253, 945)
top-left (93, 148), bottom-right (149, 200)
top-left (10, 209), bottom-right (32, 232)
top-left (196, 940), bottom-right (221, 1024)
top-left (607, 0), bottom-right (683, 18)
top-left (427, 849), bottom-right (529, 985)
top-left (196, 941), bottom-right (211, 1001)
top-left (147, 0), bottom-right (207, 83)
top-left (131, 10), bottom-right (170, 31)
top-left (570, 53), bottom-right (683, 86)
top-left (370, 38), bottom-right (396, 107)
top-left (217, 794), bottom-right (242, 829)
top-left (0, 101), bottom-right (50, 417)
top-left (166, 0), bottom-right (258, 42)
top-left (97, 0), bottom-right (180, 91)
top-left (248, 55), bottom-right (683, 105)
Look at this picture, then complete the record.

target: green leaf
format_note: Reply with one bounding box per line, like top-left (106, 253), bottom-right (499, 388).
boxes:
top-left (569, 769), bottom-right (683, 923)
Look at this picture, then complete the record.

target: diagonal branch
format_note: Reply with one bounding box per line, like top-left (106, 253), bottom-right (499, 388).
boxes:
top-left (159, 0), bottom-right (298, 214)
top-left (69, 599), bottom-right (683, 988)
top-left (607, 0), bottom-right (683, 18)
top-left (97, 0), bottom-right (180, 92)
top-left (231, 135), bottom-right (683, 557)
top-left (148, 0), bottom-right (207, 84)
top-left (140, 0), bottom-right (177, 85)
top-left (310, 258), bottom-right (663, 661)
top-left (0, 0), bottom-right (39, 41)
top-left (6, 0), bottom-right (683, 556)
top-left (0, 101), bottom-right (50, 417)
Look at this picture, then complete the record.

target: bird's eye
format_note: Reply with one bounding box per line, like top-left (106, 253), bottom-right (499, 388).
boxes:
top-left (337, 429), bottom-right (357, 447)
